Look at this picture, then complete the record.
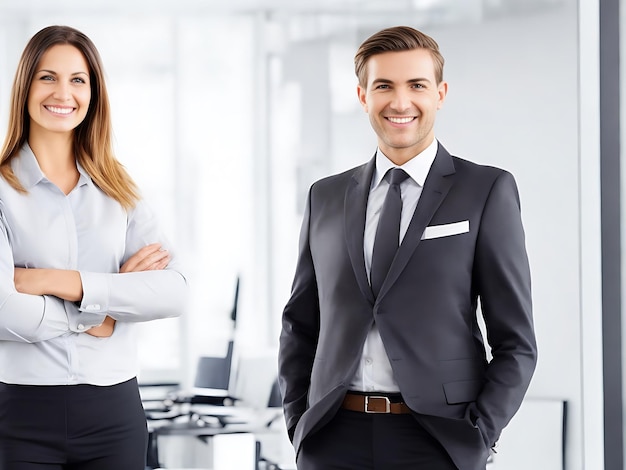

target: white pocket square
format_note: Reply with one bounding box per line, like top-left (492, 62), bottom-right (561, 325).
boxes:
top-left (421, 220), bottom-right (470, 240)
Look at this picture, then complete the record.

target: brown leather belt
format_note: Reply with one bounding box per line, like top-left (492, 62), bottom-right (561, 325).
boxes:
top-left (342, 393), bottom-right (412, 414)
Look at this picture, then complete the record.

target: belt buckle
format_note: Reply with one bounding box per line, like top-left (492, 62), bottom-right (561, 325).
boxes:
top-left (365, 395), bottom-right (391, 413)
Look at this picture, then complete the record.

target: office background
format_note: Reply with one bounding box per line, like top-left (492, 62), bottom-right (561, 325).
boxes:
top-left (0, 0), bottom-right (621, 468)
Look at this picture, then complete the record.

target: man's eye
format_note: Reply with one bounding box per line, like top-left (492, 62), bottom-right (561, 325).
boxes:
top-left (376, 84), bottom-right (390, 89)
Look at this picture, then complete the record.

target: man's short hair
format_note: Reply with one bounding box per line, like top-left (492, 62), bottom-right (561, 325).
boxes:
top-left (354, 25), bottom-right (445, 87)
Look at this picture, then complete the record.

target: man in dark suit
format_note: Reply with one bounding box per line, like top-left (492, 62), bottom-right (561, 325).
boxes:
top-left (278, 25), bottom-right (537, 470)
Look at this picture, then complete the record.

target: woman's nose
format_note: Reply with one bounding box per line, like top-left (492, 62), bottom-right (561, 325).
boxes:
top-left (52, 82), bottom-right (71, 101)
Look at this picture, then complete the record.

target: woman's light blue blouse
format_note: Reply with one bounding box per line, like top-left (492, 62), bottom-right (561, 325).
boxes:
top-left (0, 144), bottom-right (187, 385)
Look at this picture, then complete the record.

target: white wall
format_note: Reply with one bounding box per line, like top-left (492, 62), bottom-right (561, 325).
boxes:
top-left (436, 5), bottom-right (596, 469)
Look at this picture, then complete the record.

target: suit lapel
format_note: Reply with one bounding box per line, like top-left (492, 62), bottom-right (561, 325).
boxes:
top-left (376, 145), bottom-right (456, 301)
top-left (345, 156), bottom-right (376, 305)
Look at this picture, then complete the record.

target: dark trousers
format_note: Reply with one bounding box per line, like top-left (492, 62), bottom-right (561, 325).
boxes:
top-left (297, 408), bottom-right (458, 470)
top-left (0, 378), bottom-right (148, 470)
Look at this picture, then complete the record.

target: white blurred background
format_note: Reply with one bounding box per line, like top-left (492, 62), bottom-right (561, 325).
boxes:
top-left (0, 0), bottom-right (619, 468)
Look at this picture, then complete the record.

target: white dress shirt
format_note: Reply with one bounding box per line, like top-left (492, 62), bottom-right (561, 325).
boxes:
top-left (349, 138), bottom-right (438, 392)
top-left (0, 144), bottom-right (187, 386)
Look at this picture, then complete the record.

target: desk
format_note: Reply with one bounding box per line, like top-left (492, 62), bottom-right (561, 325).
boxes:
top-left (155, 429), bottom-right (256, 469)
top-left (150, 406), bottom-right (295, 469)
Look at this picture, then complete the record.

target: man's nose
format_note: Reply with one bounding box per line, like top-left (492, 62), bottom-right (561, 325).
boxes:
top-left (389, 90), bottom-right (412, 112)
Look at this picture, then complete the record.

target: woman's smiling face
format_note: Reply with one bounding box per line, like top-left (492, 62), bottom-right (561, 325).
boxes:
top-left (27, 44), bottom-right (91, 138)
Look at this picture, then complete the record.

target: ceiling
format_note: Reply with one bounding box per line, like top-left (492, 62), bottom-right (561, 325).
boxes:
top-left (0, 0), bottom-right (565, 16)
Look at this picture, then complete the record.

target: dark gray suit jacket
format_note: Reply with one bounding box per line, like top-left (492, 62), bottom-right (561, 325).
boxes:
top-left (278, 143), bottom-right (537, 470)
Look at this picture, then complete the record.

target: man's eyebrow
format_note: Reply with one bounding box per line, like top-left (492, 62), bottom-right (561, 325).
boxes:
top-left (370, 77), bottom-right (433, 86)
top-left (371, 78), bottom-right (393, 86)
top-left (407, 78), bottom-right (432, 84)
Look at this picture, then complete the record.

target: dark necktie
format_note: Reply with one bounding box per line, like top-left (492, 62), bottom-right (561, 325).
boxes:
top-left (370, 168), bottom-right (409, 298)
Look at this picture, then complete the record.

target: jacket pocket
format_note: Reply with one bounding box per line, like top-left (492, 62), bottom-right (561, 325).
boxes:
top-left (442, 379), bottom-right (484, 405)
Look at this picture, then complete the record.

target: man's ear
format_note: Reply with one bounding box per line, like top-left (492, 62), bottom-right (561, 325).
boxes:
top-left (357, 84), bottom-right (368, 112)
top-left (437, 80), bottom-right (448, 110)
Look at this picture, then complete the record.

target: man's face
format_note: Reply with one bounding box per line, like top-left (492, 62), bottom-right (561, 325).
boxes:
top-left (357, 48), bottom-right (447, 165)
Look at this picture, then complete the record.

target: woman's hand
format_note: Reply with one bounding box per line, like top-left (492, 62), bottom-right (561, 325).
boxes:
top-left (84, 315), bottom-right (116, 337)
top-left (86, 243), bottom-right (170, 337)
top-left (14, 268), bottom-right (82, 301)
top-left (120, 243), bottom-right (170, 273)
top-left (13, 267), bottom-right (45, 296)
top-left (13, 267), bottom-right (109, 337)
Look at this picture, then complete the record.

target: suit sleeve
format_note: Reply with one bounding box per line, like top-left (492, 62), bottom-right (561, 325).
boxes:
top-left (472, 171), bottom-right (538, 448)
top-left (278, 188), bottom-right (320, 441)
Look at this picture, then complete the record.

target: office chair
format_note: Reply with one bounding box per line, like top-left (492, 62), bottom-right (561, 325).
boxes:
top-left (145, 339), bottom-right (238, 422)
top-left (145, 273), bottom-right (240, 468)
top-left (146, 275), bottom-right (241, 419)
top-left (144, 340), bottom-right (238, 469)
top-left (264, 377), bottom-right (282, 426)
top-left (190, 340), bottom-right (236, 404)
top-left (267, 378), bottom-right (281, 407)
top-left (181, 276), bottom-right (240, 407)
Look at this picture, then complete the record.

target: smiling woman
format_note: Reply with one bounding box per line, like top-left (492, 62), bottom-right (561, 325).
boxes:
top-left (27, 44), bottom-right (92, 140)
top-left (0, 25), bottom-right (188, 470)
top-left (26, 44), bottom-right (92, 194)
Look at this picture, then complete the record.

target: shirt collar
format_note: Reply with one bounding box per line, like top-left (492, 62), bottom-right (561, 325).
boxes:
top-left (15, 143), bottom-right (92, 190)
top-left (373, 138), bottom-right (439, 189)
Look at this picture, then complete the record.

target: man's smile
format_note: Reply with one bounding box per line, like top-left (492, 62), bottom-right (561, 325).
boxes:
top-left (386, 116), bottom-right (416, 124)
